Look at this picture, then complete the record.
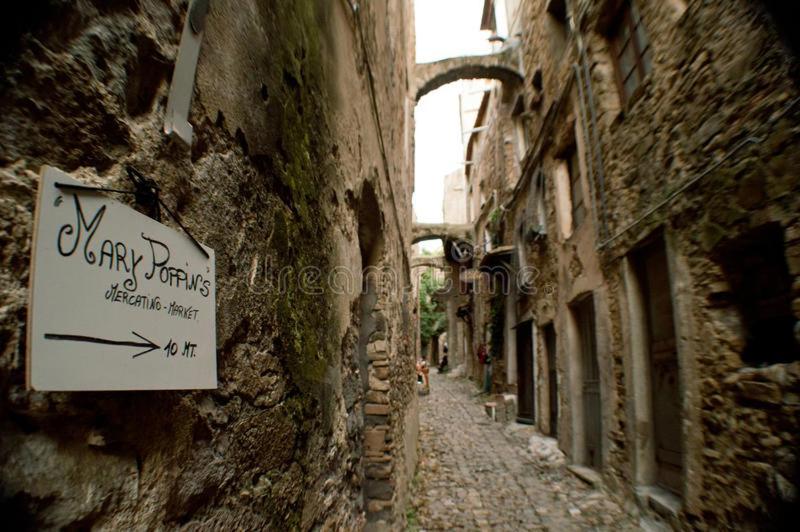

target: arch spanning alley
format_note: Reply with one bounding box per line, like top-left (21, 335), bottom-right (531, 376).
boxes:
top-left (411, 223), bottom-right (472, 245)
top-left (411, 255), bottom-right (447, 270)
top-left (414, 48), bottom-right (523, 101)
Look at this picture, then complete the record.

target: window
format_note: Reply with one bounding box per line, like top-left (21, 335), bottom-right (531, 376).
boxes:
top-left (511, 95), bottom-right (529, 166)
top-left (610, 1), bottom-right (652, 105)
top-left (566, 147), bottom-right (585, 228)
top-left (546, 0), bottom-right (570, 59)
top-left (714, 223), bottom-right (799, 366)
top-left (763, 0), bottom-right (800, 56)
top-left (529, 168), bottom-right (547, 236)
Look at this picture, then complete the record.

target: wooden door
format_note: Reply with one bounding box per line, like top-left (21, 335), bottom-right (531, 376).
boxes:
top-left (639, 242), bottom-right (682, 494)
top-left (575, 297), bottom-right (602, 469)
top-left (516, 321), bottom-right (535, 423)
top-left (544, 324), bottom-right (558, 437)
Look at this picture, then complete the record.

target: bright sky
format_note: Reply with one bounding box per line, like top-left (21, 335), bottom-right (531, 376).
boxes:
top-left (413, 0), bottom-right (492, 235)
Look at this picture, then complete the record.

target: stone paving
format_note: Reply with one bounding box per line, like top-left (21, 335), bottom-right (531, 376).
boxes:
top-left (408, 371), bottom-right (640, 531)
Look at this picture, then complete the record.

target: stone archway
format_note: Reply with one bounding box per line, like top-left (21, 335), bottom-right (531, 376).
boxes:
top-left (355, 182), bottom-right (396, 524)
top-left (414, 49), bottom-right (523, 101)
top-left (411, 222), bottom-right (472, 246)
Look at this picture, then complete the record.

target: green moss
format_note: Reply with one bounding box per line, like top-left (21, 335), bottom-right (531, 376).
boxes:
top-left (270, 0), bottom-right (329, 226)
top-left (271, 210), bottom-right (332, 393)
top-left (263, 0), bottom-right (337, 396)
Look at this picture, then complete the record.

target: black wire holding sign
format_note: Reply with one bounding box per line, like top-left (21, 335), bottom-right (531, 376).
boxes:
top-left (53, 166), bottom-right (210, 260)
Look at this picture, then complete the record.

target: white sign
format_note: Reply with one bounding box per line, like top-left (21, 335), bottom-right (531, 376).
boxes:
top-left (27, 166), bottom-right (217, 390)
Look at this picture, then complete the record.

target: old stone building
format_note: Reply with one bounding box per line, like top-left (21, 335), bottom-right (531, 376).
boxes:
top-left (2, 0), bottom-right (799, 529)
top-left (437, 0), bottom-right (800, 528)
top-left (0, 0), bottom-right (418, 529)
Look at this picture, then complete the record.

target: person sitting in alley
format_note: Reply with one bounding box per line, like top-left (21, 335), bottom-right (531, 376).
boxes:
top-left (416, 359), bottom-right (430, 394)
top-left (438, 342), bottom-right (449, 373)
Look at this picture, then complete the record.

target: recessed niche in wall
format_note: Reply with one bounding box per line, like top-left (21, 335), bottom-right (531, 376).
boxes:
top-left (713, 222), bottom-right (799, 366)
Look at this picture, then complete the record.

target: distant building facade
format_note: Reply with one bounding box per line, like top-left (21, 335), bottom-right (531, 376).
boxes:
top-left (443, 168), bottom-right (468, 225)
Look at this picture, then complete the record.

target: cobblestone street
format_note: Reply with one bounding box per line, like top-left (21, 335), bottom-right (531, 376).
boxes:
top-left (408, 372), bottom-right (639, 531)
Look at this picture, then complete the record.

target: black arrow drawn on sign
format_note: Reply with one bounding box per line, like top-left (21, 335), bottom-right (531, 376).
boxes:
top-left (44, 331), bottom-right (160, 358)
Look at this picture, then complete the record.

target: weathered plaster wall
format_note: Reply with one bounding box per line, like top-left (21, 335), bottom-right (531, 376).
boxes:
top-left (0, 0), bottom-right (416, 529)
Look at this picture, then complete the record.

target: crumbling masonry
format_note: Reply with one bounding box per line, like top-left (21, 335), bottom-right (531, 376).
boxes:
top-left (0, 0), bottom-right (417, 529)
top-left (419, 0), bottom-right (800, 529)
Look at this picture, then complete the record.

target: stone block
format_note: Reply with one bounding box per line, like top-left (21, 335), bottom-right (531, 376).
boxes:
top-left (365, 403), bottom-right (390, 416)
top-left (759, 434), bottom-right (782, 448)
top-left (737, 380), bottom-right (781, 405)
top-left (368, 331), bottom-right (386, 342)
top-left (568, 464), bottom-right (602, 487)
top-left (364, 479), bottom-right (393, 500)
top-left (366, 462), bottom-right (392, 479)
top-left (366, 498), bottom-right (393, 513)
top-left (786, 224), bottom-right (800, 244)
top-left (365, 453), bottom-right (392, 464)
top-left (367, 340), bottom-right (387, 354)
top-left (737, 173), bottom-right (766, 209)
top-left (364, 428), bottom-right (386, 453)
top-left (366, 390), bottom-right (389, 404)
top-left (787, 254), bottom-right (800, 276)
top-left (371, 365), bottom-right (390, 380)
top-left (702, 448), bottom-right (722, 459)
top-left (503, 394), bottom-right (517, 422)
top-left (364, 520), bottom-right (389, 531)
top-left (368, 350), bottom-right (388, 362)
top-left (365, 414), bottom-right (389, 426)
top-left (690, 115), bottom-right (723, 150)
top-left (369, 375), bottom-right (390, 392)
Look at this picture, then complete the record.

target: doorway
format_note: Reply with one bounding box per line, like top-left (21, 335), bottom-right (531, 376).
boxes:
top-left (635, 239), bottom-right (682, 494)
top-left (543, 323), bottom-right (558, 437)
top-left (515, 320), bottom-right (535, 423)
top-left (574, 295), bottom-right (601, 469)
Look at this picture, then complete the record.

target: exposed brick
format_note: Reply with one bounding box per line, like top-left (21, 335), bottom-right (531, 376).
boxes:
top-left (366, 463), bottom-right (392, 480)
top-left (365, 403), bottom-right (390, 416)
top-left (364, 480), bottom-right (393, 500)
top-left (366, 390), bottom-right (389, 404)
top-left (367, 340), bottom-right (387, 353)
top-left (368, 350), bottom-right (388, 362)
top-left (369, 375), bottom-right (390, 392)
top-left (371, 366), bottom-right (390, 380)
top-left (366, 498), bottom-right (393, 513)
top-left (736, 381), bottom-right (782, 405)
top-left (364, 428), bottom-right (386, 453)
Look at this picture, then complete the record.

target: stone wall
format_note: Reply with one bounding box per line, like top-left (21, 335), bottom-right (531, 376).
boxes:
top-left (459, 0), bottom-right (799, 528)
top-left (586, 0), bottom-right (800, 526)
top-left (0, 0), bottom-right (417, 529)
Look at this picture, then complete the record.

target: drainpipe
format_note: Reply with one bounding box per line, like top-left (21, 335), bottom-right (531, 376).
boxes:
top-left (572, 24), bottom-right (610, 241)
top-left (572, 61), bottom-right (601, 245)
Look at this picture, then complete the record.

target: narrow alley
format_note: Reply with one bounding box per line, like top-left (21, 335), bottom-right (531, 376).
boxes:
top-left (409, 372), bottom-right (637, 531)
top-left (1, 0), bottom-right (799, 529)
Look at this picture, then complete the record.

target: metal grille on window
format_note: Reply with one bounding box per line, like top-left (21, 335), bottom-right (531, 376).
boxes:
top-left (612, 1), bottom-right (652, 104)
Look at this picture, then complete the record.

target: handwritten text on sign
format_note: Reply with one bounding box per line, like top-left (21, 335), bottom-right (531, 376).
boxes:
top-left (27, 166), bottom-right (217, 390)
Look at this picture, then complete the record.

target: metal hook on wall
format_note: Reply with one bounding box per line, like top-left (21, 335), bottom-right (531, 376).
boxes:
top-left (53, 166), bottom-right (210, 260)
